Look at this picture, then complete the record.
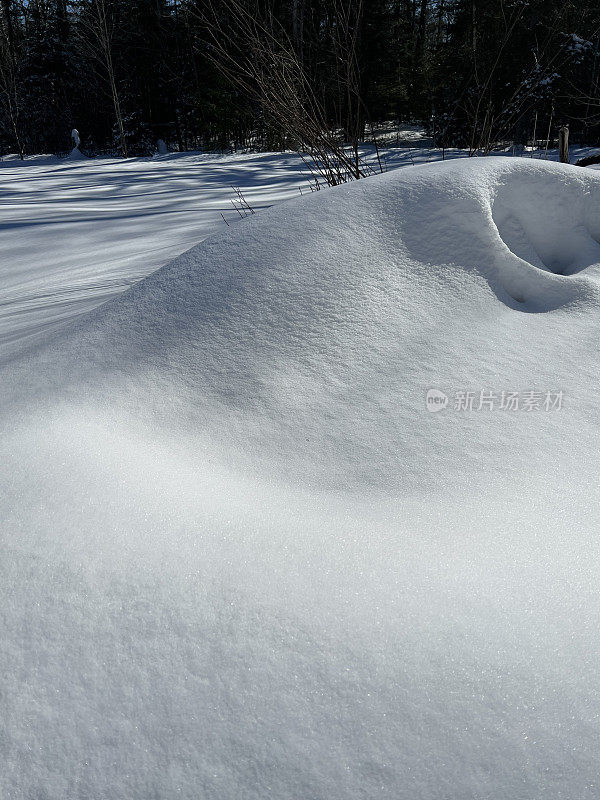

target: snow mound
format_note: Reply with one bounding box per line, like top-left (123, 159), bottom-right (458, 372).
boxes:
top-left (65, 146), bottom-right (88, 161)
top-left (3, 158), bottom-right (600, 799)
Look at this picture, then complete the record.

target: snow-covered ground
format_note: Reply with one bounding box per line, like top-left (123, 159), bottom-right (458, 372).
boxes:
top-left (0, 151), bottom-right (315, 362)
top-left (2, 149), bottom-right (600, 798)
top-left (3, 142), bottom-right (591, 362)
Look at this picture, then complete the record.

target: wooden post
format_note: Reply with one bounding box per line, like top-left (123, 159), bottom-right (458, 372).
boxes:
top-left (559, 126), bottom-right (569, 163)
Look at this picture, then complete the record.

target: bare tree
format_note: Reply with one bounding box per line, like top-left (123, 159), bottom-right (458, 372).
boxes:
top-left (460, 2), bottom-right (600, 155)
top-left (330, 0), bottom-right (365, 174)
top-left (197, 0), bottom-right (379, 186)
top-left (0, 0), bottom-right (23, 158)
top-left (76, 0), bottom-right (128, 157)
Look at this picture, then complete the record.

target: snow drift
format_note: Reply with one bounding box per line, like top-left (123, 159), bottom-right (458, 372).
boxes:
top-left (2, 157), bottom-right (600, 799)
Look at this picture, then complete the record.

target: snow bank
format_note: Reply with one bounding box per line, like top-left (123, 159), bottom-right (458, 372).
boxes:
top-left (0, 151), bottom-right (310, 362)
top-left (2, 157), bottom-right (600, 799)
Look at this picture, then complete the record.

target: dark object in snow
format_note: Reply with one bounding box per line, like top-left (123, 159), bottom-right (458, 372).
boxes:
top-left (575, 153), bottom-right (600, 167)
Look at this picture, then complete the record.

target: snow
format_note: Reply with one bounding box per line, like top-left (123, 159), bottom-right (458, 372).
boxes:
top-left (0, 151), bottom-right (310, 362)
top-left (3, 153), bottom-right (600, 798)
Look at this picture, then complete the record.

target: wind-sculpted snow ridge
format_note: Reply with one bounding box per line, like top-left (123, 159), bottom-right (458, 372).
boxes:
top-left (2, 158), bottom-right (600, 800)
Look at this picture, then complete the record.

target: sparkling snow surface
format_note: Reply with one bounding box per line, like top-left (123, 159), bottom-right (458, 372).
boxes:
top-left (2, 155), bottom-right (600, 799)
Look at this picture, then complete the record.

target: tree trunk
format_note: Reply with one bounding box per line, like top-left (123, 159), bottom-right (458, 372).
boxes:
top-left (559, 126), bottom-right (569, 164)
top-left (292, 0), bottom-right (304, 64)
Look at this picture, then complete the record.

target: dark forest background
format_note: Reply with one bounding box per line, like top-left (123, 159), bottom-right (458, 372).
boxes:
top-left (1, 0), bottom-right (599, 158)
